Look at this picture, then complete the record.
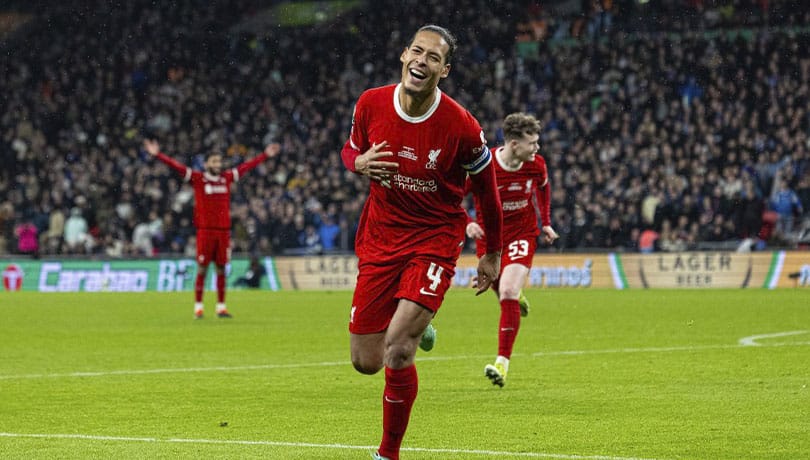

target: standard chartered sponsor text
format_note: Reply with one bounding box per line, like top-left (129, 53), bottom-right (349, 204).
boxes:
top-left (393, 174), bottom-right (438, 192)
top-left (502, 199), bottom-right (529, 211)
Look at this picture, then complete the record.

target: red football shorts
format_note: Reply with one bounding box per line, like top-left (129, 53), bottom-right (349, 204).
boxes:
top-left (476, 235), bottom-right (536, 293)
top-left (477, 235), bottom-right (537, 270)
top-left (349, 255), bottom-right (456, 334)
top-left (196, 229), bottom-right (231, 266)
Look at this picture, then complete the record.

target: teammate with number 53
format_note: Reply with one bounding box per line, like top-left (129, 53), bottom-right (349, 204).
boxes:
top-left (466, 112), bottom-right (559, 388)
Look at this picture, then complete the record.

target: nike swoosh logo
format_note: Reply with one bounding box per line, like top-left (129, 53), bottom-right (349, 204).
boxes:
top-left (384, 396), bottom-right (404, 403)
top-left (500, 328), bottom-right (515, 332)
top-left (419, 288), bottom-right (438, 297)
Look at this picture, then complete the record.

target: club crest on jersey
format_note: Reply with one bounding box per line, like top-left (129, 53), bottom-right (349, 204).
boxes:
top-left (425, 148), bottom-right (441, 169)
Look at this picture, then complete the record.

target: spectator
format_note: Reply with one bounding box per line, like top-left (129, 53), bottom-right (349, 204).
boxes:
top-left (769, 176), bottom-right (804, 237)
top-left (638, 227), bottom-right (659, 253)
top-left (318, 213), bottom-right (340, 251)
top-left (1, 0), bottom-right (809, 255)
top-left (299, 224), bottom-right (322, 255)
top-left (797, 174), bottom-right (810, 222)
top-left (131, 220), bottom-right (154, 256)
top-left (14, 217), bottom-right (39, 256)
top-left (63, 207), bottom-right (89, 253)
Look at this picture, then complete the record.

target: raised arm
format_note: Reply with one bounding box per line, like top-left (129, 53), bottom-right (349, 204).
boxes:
top-left (143, 139), bottom-right (191, 179)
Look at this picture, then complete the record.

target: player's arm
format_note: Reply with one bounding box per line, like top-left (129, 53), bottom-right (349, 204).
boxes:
top-left (341, 140), bottom-right (398, 185)
top-left (143, 139), bottom-right (192, 180)
top-left (469, 161), bottom-right (503, 295)
top-left (340, 98), bottom-right (397, 185)
top-left (231, 143), bottom-right (280, 181)
top-left (463, 175), bottom-right (485, 240)
top-left (534, 165), bottom-right (559, 244)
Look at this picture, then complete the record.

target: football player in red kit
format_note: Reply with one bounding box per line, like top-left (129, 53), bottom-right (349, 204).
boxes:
top-left (466, 112), bottom-right (559, 387)
top-left (341, 25), bottom-right (503, 460)
top-left (143, 139), bottom-right (280, 319)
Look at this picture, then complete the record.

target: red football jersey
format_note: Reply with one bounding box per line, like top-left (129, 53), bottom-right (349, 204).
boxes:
top-left (343, 84), bottom-right (492, 262)
top-left (473, 146), bottom-right (549, 245)
top-left (155, 152), bottom-right (267, 230)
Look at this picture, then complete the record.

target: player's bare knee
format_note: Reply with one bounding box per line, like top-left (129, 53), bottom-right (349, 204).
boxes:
top-left (352, 357), bottom-right (382, 375)
top-left (351, 349), bottom-right (383, 374)
top-left (499, 285), bottom-right (521, 300)
top-left (383, 342), bottom-right (415, 369)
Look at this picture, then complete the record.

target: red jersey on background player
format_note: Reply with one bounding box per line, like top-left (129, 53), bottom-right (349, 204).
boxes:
top-left (466, 112), bottom-right (559, 387)
top-left (340, 25), bottom-right (503, 460)
top-left (143, 139), bottom-right (280, 319)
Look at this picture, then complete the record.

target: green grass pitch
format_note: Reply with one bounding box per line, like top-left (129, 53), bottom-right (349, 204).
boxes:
top-left (0, 288), bottom-right (808, 459)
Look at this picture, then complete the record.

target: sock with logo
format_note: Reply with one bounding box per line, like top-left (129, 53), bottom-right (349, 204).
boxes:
top-left (379, 365), bottom-right (418, 460)
top-left (498, 298), bottom-right (521, 359)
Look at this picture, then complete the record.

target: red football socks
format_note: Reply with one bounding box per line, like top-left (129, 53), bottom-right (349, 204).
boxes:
top-left (498, 298), bottom-right (521, 359)
top-left (379, 365), bottom-right (418, 460)
top-left (194, 273), bottom-right (205, 302)
top-left (216, 273), bottom-right (226, 303)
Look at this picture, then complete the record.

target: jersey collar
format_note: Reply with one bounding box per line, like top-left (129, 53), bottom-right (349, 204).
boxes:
top-left (203, 172), bottom-right (222, 182)
top-left (495, 146), bottom-right (525, 172)
top-left (393, 83), bottom-right (441, 123)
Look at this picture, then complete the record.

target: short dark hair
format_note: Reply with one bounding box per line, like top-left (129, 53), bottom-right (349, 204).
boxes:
top-left (409, 24), bottom-right (457, 64)
top-left (204, 151), bottom-right (222, 160)
top-left (502, 113), bottom-right (541, 141)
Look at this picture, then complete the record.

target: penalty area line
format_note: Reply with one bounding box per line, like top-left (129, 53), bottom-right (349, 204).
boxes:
top-left (0, 432), bottom-right (665, 460)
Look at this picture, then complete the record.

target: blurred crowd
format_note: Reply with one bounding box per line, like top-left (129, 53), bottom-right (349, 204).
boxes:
top-left (1, 0), bottom-right (809, 258)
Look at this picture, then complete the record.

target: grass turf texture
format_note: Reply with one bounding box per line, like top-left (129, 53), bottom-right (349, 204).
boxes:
top-left (0, 289), bottom-right (808, 459)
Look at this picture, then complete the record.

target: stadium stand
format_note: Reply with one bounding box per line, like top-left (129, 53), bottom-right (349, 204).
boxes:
top-left (1, 0), bottom-right (809, 257)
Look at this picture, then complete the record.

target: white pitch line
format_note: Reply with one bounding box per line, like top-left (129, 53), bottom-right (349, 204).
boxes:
top-left (738, 330), bottom-right (809, 346)
top-left (532, 340), bottom-right (810, 357)
top-left (0, 360), bottom-right (348, 381)
top-left (2, 339), bottom-right (810, 381)
top-left (0, 432), bottom-right (664, 460)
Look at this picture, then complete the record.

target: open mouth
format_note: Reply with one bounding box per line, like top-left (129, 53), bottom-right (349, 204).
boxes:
top-left (409, 68), bottom-right (427, 80)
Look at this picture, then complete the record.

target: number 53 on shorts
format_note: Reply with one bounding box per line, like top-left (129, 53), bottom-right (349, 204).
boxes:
top-left (505, 238), bottom-right (536, 266)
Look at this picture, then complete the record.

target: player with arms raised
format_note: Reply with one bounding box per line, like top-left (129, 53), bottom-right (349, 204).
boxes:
top-left (341, 24), bottom-right (503, 460)
top-left (466, 112), bottom-right (558, 387)
top-left (143, 139), bottom-right (280, 319)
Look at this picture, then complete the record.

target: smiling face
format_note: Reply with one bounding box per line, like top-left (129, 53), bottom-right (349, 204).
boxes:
top-left (399, 30), bottom-right (451, 97)
top-left (501, 112), bottom-right (542, 164)
top-left (204, 154), bottom-right (223, 175)
top-left (509, 132), bottom-right (540, 162)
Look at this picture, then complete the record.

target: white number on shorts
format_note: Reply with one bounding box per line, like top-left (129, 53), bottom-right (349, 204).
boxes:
top-left (426, 262), bottom-right (444, 291)
top-left (507, 240), bottom-right (529, 260)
